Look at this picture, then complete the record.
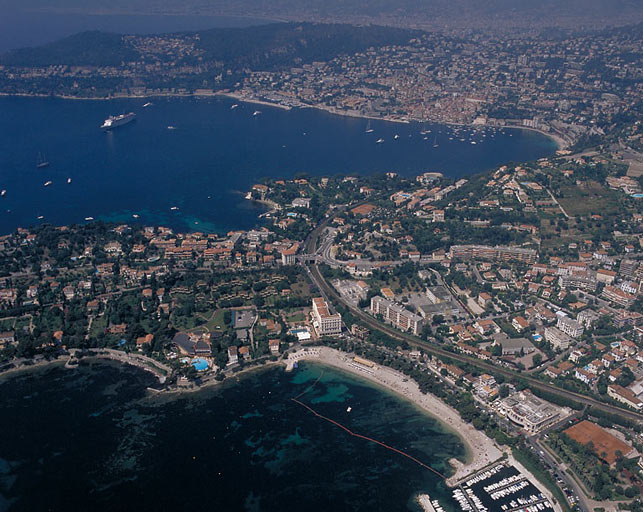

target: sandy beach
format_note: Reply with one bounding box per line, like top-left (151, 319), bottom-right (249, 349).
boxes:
top-left (286, 346), bottom-right (503, 483)
top-left (500, 124), bottom-right (568, 150)
top-left (286, 347), bottom-right (563, 512)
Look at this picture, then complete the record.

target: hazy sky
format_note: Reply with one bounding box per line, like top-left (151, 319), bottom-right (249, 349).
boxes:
top-left (0, 11), bottom-right (269, 52)
top-left (0, 0), bottom-right (641, 49)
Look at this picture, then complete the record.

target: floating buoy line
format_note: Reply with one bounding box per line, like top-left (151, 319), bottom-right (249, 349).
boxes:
top-left (290, 372), bottom-right (446, 479)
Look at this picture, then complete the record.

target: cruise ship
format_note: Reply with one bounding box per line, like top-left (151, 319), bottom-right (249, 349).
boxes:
top-left (101, 112), bottom-right (136, 130)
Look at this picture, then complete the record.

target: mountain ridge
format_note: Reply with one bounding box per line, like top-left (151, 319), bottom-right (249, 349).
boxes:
top-left (0, 23), bottom-right (421, 69)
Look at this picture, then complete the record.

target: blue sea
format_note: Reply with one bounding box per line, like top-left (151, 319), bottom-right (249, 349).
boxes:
top-left (0, 96), bottom-right (556, 235)
top-left (0, 360), bottom-right (464, 511)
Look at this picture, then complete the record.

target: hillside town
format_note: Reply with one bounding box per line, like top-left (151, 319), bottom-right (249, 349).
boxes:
top-left (237, 25), bottom-right (642, 149)
top-left (1, 24), bottom-right (641, 154)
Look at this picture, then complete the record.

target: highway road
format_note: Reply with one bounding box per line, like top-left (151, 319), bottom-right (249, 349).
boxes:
top-left (527, 434), bottom-right (589, 512)
top-left (302, 211), bottom-right (643, 424)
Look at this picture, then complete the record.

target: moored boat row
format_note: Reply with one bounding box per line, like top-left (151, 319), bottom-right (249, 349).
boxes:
top-left (484, 474), bottom-right (526, 492)
top-left (489, 480), bottom-right (529, 500)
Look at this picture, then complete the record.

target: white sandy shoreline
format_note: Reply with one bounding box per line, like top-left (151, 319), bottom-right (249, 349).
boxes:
top-left (285, 346), bottom-right (503, 484)
top-left (289, 347), bottom-right (565, 512)
top-left (286, 347), bottom-right (563, 512)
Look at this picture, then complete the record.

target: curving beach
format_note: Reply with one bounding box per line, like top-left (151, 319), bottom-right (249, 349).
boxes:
top-left (285, 347), bottom-right (503, 482)
top-left (285, 346), bottom-right (563, 512)
top-left (285, 347), bottom-right (564, 512)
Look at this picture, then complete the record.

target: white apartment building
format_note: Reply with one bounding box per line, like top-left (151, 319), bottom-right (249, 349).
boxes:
top-left (311, 297), bottom-right (342, 336)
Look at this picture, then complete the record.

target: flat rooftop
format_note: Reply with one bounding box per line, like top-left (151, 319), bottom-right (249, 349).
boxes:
top-left (234, 309), bottom-right (256, 329)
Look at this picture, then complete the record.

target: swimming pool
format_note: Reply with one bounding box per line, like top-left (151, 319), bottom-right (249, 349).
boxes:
top-left (191, 358), bottom-right (209, 371)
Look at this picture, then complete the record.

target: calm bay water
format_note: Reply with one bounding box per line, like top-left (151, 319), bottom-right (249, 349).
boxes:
top-left (0, 96), bottom-right (557, 234)
top-left (0, 361), bottom-right (462, 511)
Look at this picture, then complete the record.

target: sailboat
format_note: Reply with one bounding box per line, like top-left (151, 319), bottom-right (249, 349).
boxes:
top-left (36, 153), bottom-right (50, 169)
top-left (365, 120), bottom-right (374, 133)
top-left (433, 136), bottom-right (439, 148)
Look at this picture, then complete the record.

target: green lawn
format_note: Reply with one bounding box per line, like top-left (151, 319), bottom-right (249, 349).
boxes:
top-left (287, 311), bottom-right (305, 323)
top-left (203, 309), bottom-right (227, 332)
top-left (557, 181), bottom-right (619, 217)
top-left (171, 313), bottom-right (202, 331)
top-left (89, 315), bottom-right (108, 338)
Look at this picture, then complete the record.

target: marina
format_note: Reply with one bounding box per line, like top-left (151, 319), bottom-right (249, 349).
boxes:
top-left (452, 463), bottom-right (555, 512)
